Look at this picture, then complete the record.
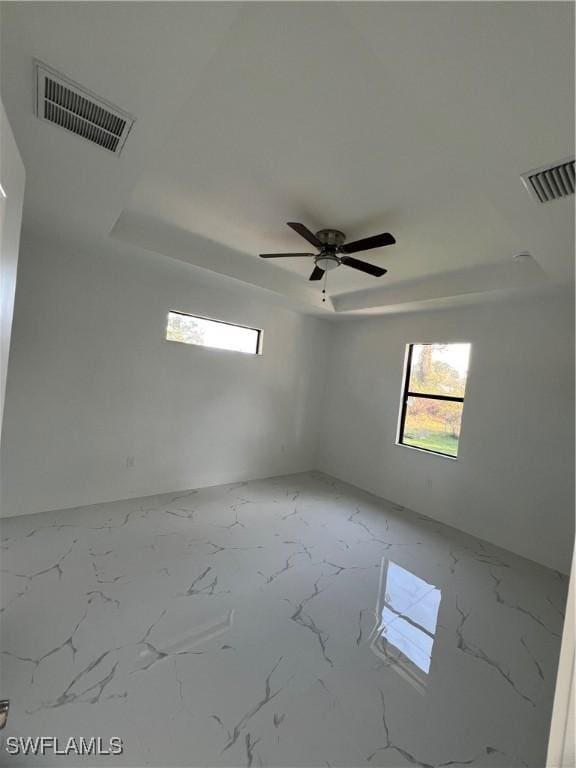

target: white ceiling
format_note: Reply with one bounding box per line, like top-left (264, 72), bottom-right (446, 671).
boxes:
top-left (1, 2), bottom-right (574, 315)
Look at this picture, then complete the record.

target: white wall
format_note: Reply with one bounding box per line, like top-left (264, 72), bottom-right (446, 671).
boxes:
top-left (0, 231), bottom-right (329, 517)
top-left (318, 292), bottom-right (575, 573)
top-left (0, 99), bottom-right (25, 442)
top-left (2, 226), bottom-right (573, 575)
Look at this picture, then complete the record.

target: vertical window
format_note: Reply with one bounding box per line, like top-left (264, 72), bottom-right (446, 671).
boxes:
top-left (166, 311), bottom-right (261, 355)
top-left (398, 343), bottom-right (471, 458)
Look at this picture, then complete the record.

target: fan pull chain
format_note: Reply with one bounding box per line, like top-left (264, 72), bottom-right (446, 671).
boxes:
top-left (322, 270), bottom-right (327, 302)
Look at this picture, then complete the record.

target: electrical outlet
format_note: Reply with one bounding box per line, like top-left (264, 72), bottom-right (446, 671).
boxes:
top-left (126, 456), bottom-right (135, 468)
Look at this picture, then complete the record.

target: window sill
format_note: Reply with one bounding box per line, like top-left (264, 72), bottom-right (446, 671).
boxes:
top-left (164, 338), bottom-right (263, 356)
top-left (395, 442), bottom-right (458, 461)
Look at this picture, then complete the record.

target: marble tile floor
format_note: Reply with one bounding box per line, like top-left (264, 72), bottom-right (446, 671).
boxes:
top-left (0, 471), bottom-right (568, 767)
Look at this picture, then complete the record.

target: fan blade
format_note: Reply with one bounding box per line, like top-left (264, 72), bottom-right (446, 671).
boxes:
top-left (287, 222), bottom-right (323, 249)
top-left (340, 232), bottom-right (396, 254)
top-left (259, 253), bottom-right (314, 258)
top-left (309, 266), bottom-right (325, 281)
top-left (341, 256), bottom-right (387, 277)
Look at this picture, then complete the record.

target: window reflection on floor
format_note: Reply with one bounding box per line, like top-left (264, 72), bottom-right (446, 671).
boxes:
top-left (371, 560), bottom-right (441, 689)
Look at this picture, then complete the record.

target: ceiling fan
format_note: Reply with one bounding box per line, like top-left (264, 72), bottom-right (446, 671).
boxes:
top-left (260, 222), bottom-right (396, 281)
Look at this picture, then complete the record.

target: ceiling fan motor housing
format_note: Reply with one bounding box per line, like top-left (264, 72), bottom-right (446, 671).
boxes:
top-left (315, 229), bottom-right (345, 271)
top-left (316, 229), bottom-right (346, 247)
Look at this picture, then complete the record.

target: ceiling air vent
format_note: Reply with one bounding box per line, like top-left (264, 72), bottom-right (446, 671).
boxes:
top-left (521, 158), bottom-right (575, 204)
top-left (35, 60), bottom-right (135, 156)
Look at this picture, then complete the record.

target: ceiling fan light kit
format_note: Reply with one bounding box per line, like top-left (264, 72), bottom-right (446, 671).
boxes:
top-left (259, 222), bottom-right (396, 299)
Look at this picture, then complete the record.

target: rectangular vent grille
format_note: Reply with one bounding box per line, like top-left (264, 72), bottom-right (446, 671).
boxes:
top-left (521, 158), bottom-right (575, 204)
top-left (35, 61), bottom-right (135, 156)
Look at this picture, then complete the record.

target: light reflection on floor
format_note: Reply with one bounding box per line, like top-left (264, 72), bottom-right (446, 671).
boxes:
top-left (371, 560), bottom-right (442, 691)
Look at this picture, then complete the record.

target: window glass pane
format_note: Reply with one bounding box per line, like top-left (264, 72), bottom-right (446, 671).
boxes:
top-left (408, 343), bottom-right (470, 397)
top-left (402, 396), bottom-right (463, 457)
top-left (166, 312), bottom-right (260, 355)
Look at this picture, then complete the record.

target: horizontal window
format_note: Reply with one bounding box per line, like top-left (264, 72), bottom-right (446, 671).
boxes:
top-left (166, 311), bottom-right (261, 355)
top-left (398, 343), bottom-right (471, 458)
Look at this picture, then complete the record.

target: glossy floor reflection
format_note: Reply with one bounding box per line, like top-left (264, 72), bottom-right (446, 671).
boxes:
top-left (372, 560), bottom-right (441, 685)
top-left (0, 472), bottom-right (567, 767)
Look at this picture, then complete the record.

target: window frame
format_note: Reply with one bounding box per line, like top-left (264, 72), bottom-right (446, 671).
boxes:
top-left (397, 343), bottom-right (469, 459)
top-left (165, 310), bottom-right (263, 356)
